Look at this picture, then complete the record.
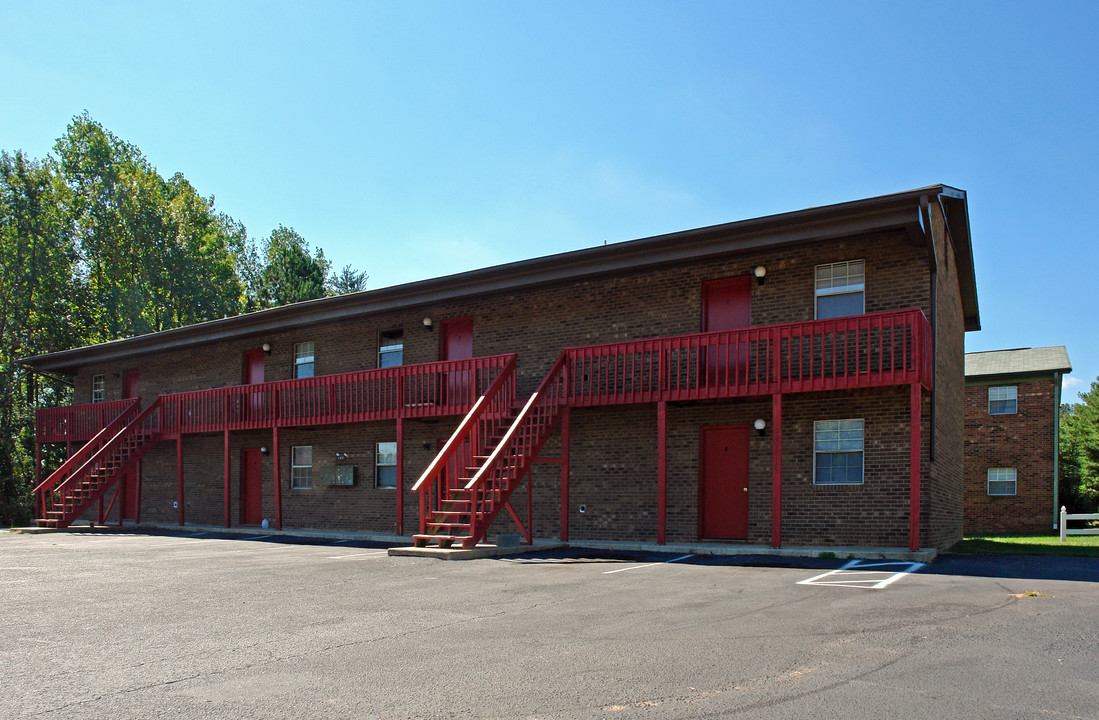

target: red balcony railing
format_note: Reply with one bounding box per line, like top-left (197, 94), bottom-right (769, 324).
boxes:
top-left (565, 309), bottom-right (932, 406)
top-left (35, 399), bottom-right (139, 445)
top-left (157, 354), bottom-right (517, 435)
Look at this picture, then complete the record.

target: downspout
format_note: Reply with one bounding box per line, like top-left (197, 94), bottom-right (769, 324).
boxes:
top-left (1053, 371), bottom-right (1063, 529)
top-left (920, 196), bottom-right (939, 461)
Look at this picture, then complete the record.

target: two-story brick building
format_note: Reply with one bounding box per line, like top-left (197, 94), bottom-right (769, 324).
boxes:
top-left (21, 185), bottom-right (980, 551)
top-left (963, 346), bottom-right (1071, 534)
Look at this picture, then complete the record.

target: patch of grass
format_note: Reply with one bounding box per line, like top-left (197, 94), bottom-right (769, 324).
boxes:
top-left (950, 533), bottom-right (1099, 558)
top-left (818, 551), bottom-right (835, 559)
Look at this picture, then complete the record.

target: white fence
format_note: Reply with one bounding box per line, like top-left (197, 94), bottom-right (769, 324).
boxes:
top-left (1059, 506), bottom-right (1099, 542)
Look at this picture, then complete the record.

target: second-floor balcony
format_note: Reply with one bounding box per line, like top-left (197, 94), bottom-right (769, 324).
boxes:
top-left (35, 309), bottom-right (933, 446)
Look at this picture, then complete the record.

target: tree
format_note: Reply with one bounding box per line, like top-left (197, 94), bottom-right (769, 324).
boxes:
top-left (249, 225), bottom-right (331, 309)
top-left (1060, 379), bottom-right (1099, 512)
top-left (328, 264), bottom-right (368, 295)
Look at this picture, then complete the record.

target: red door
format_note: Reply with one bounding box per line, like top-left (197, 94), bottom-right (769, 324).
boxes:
top-left (701, 277), bottom-right (752, 388)
top-left (122, 369), bottom-right (139, 399)
top-left (699, 425), bottom-right (750, 540)
top-left (240, 448), bottom-right (263, 525)
top-left (440, 317), bottom-right (474, 405)
top-left (242, 349), bottom-right (265, 421)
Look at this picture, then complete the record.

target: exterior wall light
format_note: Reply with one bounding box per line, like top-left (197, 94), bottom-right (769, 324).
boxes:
top-left (262, 343), bottom-right (272, 354)
top-left (753, 266), bottom-right (767, 285)
top-left (422, 317), bottom-right (433, 330)
top-left (754, 418), bottom-right (767, 436)
top-left (260, 446), bottom-right (268, 455)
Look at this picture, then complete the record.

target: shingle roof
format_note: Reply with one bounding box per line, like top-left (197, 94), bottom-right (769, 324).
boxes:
top-left (964, 346), bottom-right (1072, 378)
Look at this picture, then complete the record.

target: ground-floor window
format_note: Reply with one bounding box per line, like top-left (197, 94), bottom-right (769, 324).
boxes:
top-left (813, 419), bottom-right (864, 485)
top-left (375, 442), bottom-right (397, 489)
top-left (987, 467), bottom-right (1017, 496)
top-left (291, 446), bottom-right (313, 489)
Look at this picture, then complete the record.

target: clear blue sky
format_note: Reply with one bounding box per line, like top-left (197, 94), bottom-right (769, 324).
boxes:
top-left (2, 1), bottom-right (1096, 397)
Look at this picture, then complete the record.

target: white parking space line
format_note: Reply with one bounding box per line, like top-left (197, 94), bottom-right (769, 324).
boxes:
top-left (798, 559), bottom-right (925, 589)
top-left (603, 554), bottom-right (693, 574)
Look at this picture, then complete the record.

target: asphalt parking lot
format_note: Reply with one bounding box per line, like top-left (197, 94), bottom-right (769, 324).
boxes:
top-left (2, 530), bottom-right (1096, 720)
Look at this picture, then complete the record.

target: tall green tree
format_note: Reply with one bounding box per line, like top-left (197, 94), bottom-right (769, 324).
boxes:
top-left (328, 263), bottom-right (368, 295)
top-left (249, 225), bottom-right (331, 309)
top-left (1060, 378), bottom-right (1099, 512)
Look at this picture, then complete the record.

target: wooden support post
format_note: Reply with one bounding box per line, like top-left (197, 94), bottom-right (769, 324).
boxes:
top-left (657, 400), bottom-right (667, 545)
top-left (223, 429), bottom-right (231, 528)
top-left (176, 436), bottom-right (185, 525)
top-left (910, 382), bottom-right (921, 552)
top-left (560, 407), bottom-right (570, 542)
top-left (771, 393), bottom-right (782, 549)
top-left (273, 426), bottom-right (282, 531)
top-left (135, 461), bottom-right (142, 525)
top-left (395, 417), bottom-right (404, 536)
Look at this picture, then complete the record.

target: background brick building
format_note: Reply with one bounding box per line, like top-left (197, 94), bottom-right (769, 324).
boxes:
top-left (963, 346), bottom-right (1071, 534)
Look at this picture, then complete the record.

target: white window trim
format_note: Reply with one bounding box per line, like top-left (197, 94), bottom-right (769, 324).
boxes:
top-left (91, 375), bottom-right (105, 404)
top-left (378, 330), bottom-right (404, 369)
top-left (813, 419), bottom-right (865, 486)
top-left (375, 441), bottom-right (397, 489)
top-left (987, 467), bottom-right (1017, 496)
top-left (293, 341), bottom-right (315, 379)
top-left (291, 445), bottom-right (313, 489)
top-left (815, 260), bottom-right (866, 320)
top-left (988, 386), bottom-right (1017, 415)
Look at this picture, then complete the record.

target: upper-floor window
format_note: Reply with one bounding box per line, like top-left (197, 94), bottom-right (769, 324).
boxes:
top-left (293, 342), bottom-right (315, 379)
top-left (988, 386), bottom-right (1017, 415)
top-left (815, 260), bottom-right (865, 320)
top-left (378, 329), bottom-right (404, 368)
top-left (91, 375), bottom-right (105, 403)
top-left (375, 441), bottom-right (397, 488)
top-left (987, 467), bottom-right (1017, 496)
top-left (291, 446), bottom-right (313, 489)
top-left (814, 419), bottom-right (864, 485)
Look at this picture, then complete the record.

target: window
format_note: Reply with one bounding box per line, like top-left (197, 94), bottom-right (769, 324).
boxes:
top-left (293, 342), bottom-right (315, 379)
top-left (987, 467), bottom-right (1017, 496)
top-left (815, 260), bottom-right (865, 319)
top-left (91, 375), bottom-right (105, 403)
top-left (814, 419), bottom-right (864, 485)
top-left (988, 386), bottom-right (1017, 415)
top-left (375, 441), bottom-right (397, 489)
top-left (378, 329), bottom-right (404, 368)
top-left (291, 446), bottom-right (312, 489)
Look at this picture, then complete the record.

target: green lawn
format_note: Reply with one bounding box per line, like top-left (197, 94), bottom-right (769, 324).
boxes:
top-left (950, 533), bottom-right (1099, 558)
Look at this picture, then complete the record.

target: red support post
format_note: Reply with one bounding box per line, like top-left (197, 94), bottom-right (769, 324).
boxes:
top-left (910, 382), bottom-right (921, 551)
top-left (657, 400), bottom-right (667, 545)
top-left (560, 407), bottom-right (570, 542)
top-left (223, 429), bottom-right (231, 528)
top-left (771, 393), bottom-right (783, 548)
top-left (176, 436), bottom-right (184, 525)
top-left (395, 417), bottom-right (404, 536)
top-left (273, 426), bottom-right (282, 531)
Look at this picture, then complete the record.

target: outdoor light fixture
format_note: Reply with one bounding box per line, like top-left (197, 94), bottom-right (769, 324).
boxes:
top-left (260, 446), bottom-right (268, 455)
top-left (753, 266), bottom-right (767, 285)
top-left (754, 418), bottom-right (767, 436)
top-left (262, 343), bottom-right (272, 354)
top-left (422, 440), bottom-right (432, 451)
top-left (335, 451), bottom-right (349, 461)
top-left (422, 317), bottom-right (433, 330)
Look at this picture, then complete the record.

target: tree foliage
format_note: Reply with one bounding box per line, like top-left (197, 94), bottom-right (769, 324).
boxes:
top-left (329, 264), bottom-right (369, 295)
top-left (1060, 379), bottom-right (1099, 512)
top-left (0, 113), bottom-right (366, 524)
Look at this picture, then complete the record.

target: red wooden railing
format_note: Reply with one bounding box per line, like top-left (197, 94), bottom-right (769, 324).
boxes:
top-left (35, 398), bottom-right (138, 444)
top-left (565, 308), bottom-right (932, 406)
top-left (153, 354), bottom-right (515, 435)
top-left (411, 356), bottom-right (518, 537)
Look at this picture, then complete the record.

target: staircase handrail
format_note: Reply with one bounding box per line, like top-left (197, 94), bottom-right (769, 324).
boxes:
top-left (410, 354), bottom-right (518, 494)
top-left (40, 398), bottom-right (165, 517)
top-left (464, 353), bottom-right (569, 540)
top-left (34, 398), bottom-right (140, 503)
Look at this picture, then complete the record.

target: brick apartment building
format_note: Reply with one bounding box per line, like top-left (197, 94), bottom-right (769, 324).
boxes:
top-left (963, 346), bottom-right (1071, 534)
top-left (22, 185), bottom-right (980, 551)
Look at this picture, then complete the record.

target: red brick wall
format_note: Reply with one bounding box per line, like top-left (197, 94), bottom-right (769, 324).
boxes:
top-left (963, 378), bottom-right (1058, 534)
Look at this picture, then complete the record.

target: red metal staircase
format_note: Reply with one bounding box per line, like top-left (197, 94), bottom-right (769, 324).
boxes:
top-left (34, 399), bottom-right (165, 528)
top-left (411, 353), bottom-right (569, 548)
